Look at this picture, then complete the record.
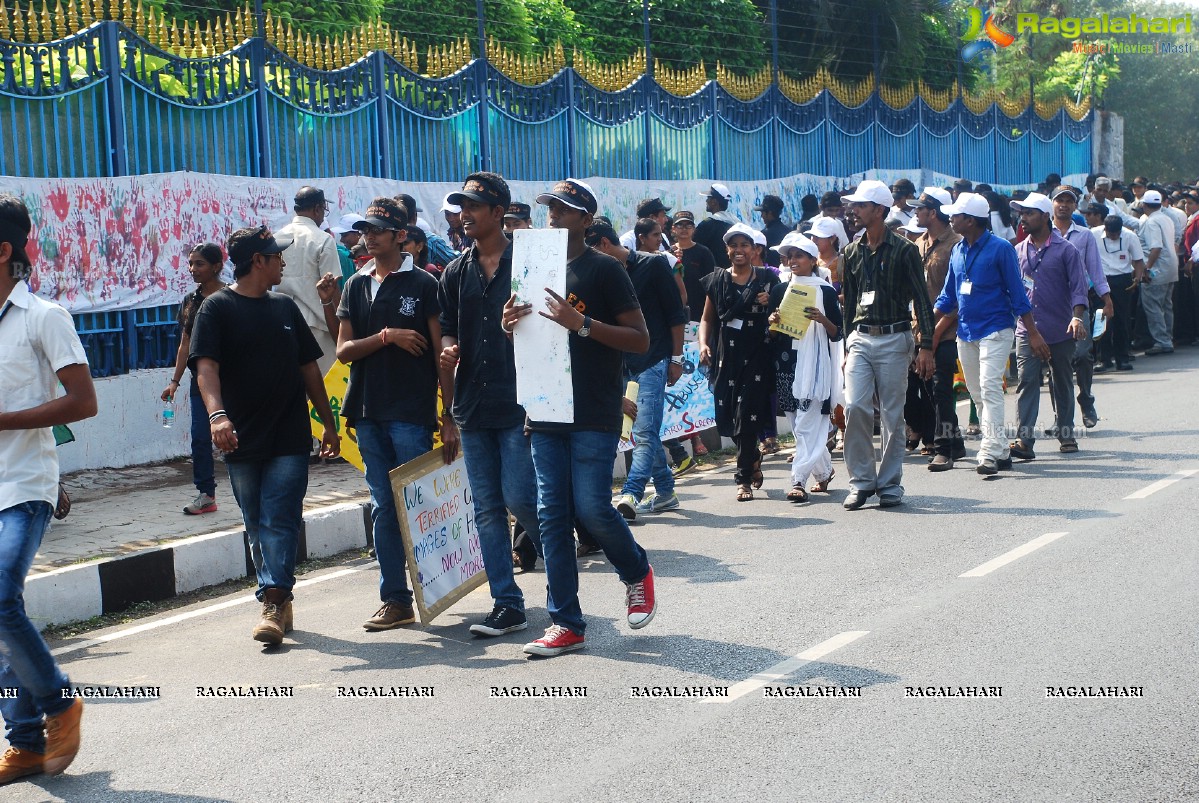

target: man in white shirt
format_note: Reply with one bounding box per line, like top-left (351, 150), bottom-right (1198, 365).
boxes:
top-left (0, 195), bottom-right (96, 784)
top-left (275, 186), bottom-right (343, 373)
top-left (1090, 211), bottom-right (1144, 371)
top-left (1138, 190), bottom-right (1178, 354)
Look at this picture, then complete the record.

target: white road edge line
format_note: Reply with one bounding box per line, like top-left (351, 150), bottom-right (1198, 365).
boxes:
top-left (959, 532), bottom-right (1069, 578)
top-left (1123, 469), bottom-right (1199, 500)
top-left (718, 630), bottom-right (870, 703)
top-left (50, 565), bottom-right (371, 658)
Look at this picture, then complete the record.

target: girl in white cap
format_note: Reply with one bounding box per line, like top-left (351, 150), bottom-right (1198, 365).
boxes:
top-left (699, 223), bottom-right (780, 501)
top-left (767, 234), bottom-right (843, 501)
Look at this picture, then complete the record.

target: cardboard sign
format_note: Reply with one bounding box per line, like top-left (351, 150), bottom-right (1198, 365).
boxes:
top-left (389, 450), bottom-right (486, 626)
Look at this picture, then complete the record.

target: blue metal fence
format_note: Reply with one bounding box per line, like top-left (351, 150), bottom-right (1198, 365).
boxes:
top-left (1, 22), bottom-right (1093, 186)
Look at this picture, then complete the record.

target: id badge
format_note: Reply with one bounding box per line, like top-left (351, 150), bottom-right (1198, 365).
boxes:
top-left (1022, 276), bottom-right (1035, 292)
top-left (960, 280), bottom-right (973, 296)
top-left (860, 290), bottom-right (876, 307)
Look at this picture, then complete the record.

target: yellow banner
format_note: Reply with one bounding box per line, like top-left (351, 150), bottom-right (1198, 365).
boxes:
top-left (308, 361), bottom-right (442, 474)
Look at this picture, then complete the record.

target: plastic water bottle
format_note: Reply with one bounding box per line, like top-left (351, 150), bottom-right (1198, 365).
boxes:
top-left (162, 400), bottom-right (175, 428)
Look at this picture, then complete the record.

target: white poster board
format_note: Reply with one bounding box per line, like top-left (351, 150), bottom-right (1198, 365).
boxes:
top-left (389, 450), bottom-right (486, 626)
top-left (510, 227), bottom-right (574, 423)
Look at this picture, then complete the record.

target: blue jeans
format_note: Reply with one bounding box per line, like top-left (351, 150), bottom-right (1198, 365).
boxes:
top-left (621, 358), bottom-right (675, 501)
top-left (530, 430), bottom-right (651, 635)
top-left (460, 426), bottom-right (540, 612)
top-left (0, 502), bottom-right (73, 753)
top-left (189, 376), bottom-right (215, 497)
top-left (355, 418), bottom-right (432, 606)
top-left (226, 454), bottom-right (309, 600)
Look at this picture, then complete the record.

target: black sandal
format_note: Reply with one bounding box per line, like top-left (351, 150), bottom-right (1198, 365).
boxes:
top-left (751, 461), bottom-right (764, 490)
top-left (786, 484), bottom-right (808, 502)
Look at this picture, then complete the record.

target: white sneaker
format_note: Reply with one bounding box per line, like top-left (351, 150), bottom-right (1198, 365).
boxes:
top-left (615, 493), bottom-right (638, 521)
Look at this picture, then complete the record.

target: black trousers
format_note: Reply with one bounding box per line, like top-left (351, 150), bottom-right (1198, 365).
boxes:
top-left (931, 340), bottom-right (964, 457)
top-left (1099, 273), bottom-right (1134, 364)
top-left (732, 432), bottom-right (761, 486)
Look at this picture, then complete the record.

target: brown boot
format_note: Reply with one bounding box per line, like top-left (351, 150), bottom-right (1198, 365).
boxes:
top-left (0, 746), bottom-right (44, 784)
top-left (43, 698), bottom-right (83, 776)
top-left (253, 588), bottom-right (293, 645)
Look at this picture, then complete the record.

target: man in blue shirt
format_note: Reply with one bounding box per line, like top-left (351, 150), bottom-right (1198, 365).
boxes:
top-left (935, 193), bottom-right (1049, 475)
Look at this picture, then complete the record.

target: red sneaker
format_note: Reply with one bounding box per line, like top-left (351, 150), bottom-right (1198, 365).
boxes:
top-left (626, 565), bottom-right (657, 629)
top-left (522, 625), bottom-right (585, 657)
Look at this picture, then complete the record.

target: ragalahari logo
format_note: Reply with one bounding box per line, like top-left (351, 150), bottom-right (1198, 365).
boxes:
top-left (961, 6), bottom-right (1016, 61)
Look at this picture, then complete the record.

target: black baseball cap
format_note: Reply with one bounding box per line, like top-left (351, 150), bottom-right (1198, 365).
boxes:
top-left (584, 221), bottom-right (620, 247)
top-left (537, 179), bottom-right (598, 214)
top-left (448, 174), bottom-right (508, 208)
top-left (227, 225), bottom-right (293, 266)
top-left (672, 210), bottom-right (695, 224)
top-left (504, 202), bottom-right (531, 220)
top-left (354, 200), bottom-right (408, 232)
top-left (294, 186), bottom-right (327, 210)
top-left (753, 194), bottom-right (785, 213)
top-left (636, 197), bottom-right (671, 217)
top-left (1050, 185), bottom-right (1081, 201)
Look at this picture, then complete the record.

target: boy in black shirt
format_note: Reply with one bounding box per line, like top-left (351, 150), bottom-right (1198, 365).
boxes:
top-left (504, 179), bottom-right (658, 657)
top-left (335, 197), bottom-right (450, 632)
top-left (438, 173), bottom-right (542, 638)
top-left (190, 226), bottom-right (341, 646)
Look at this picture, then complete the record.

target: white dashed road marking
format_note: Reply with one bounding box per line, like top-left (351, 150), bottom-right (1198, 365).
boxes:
top-left (959, 532), bottom-right (1069, 578)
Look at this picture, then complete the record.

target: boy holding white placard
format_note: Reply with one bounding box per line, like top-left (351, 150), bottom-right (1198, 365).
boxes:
top-left (503, 179), bottom-right (658, 658)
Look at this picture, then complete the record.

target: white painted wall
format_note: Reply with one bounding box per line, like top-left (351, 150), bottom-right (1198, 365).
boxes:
top-left (59, 367), bottom-right (192, 473)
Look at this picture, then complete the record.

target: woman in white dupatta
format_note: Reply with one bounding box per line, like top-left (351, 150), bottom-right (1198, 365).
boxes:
top-left (767, 233), bottom-right (844, 502)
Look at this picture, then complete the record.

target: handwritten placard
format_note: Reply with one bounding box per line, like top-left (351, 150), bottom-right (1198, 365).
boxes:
top-left (511, 227), bottom-right (573, 423)
top-left (389, 450), bottom-right (486, 625)
top-left (617, 337), bottom-right (716, 451)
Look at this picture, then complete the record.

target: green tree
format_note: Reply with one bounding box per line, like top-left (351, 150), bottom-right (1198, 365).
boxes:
top-left (156, 0), bottom-right (385, 38)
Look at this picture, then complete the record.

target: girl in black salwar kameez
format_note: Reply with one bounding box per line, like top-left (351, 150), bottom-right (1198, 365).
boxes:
top-left (698, 223), bottom-right (780, 501)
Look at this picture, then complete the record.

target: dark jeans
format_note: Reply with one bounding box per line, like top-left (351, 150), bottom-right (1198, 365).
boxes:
top-left (903, 368), bottom-right (936, 447)
top-left (1015, 337), bottom-right (1077, 445)
top-left (226, 453), bottom-right (309, 599)
top-left (1175, 273), bottom-right (1197, 342)
top-left (931, 339), bottom-right (964, 457)
top-left (1071, 308), bottom-right (1095, 414)
top-left (189, 376), bottom-right (216, 496)
top-left (1099, 273), bottom-right (1134, 364)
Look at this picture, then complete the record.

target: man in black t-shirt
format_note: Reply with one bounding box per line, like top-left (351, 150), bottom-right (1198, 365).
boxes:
top-left (438, 173), bottom-right (543, 639)
top-left (503, 179), bottom-right (657, 658)
top-left (693, 183), bottom-right (738, 269)
top-left (189, 226), bottom-right (340, 646)
top-left (334, 197), bottom-right (449, 632)
top-left (587, 221), bottom-right (687, 520)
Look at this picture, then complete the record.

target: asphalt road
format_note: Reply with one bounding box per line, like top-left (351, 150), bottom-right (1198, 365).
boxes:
top-left (13, 348), bottom-right (1199, 802)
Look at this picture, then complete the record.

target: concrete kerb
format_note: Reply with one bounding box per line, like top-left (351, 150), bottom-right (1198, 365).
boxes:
top-left (26, 500), bottom-right (373, 628)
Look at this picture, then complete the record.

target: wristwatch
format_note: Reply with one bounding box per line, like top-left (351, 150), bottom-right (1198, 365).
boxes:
top-left (576, 315), bottom-right (592, 338)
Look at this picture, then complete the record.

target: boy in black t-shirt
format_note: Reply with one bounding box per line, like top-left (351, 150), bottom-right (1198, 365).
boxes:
top-left (189, 226), bottom-right (341, 646)
top-left (335, 197), bottom-right (452, 633)
top-left (503, 179), bottom-right (658, 657)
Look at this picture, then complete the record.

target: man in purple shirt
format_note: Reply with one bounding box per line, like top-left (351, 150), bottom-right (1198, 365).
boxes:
top-left (1009, 193), bottom-right (1090, 459)
top-left (1050, 186), bottom-right (1113, 430)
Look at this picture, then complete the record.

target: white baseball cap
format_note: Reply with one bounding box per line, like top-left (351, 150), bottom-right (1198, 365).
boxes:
top-left (909, 187), bottom-right (953, 209)
top-left (722, 222), bottom-right (759, 244)
top-left (841, 179), bottom-right (893, 208)
top-left (1009, 192), bottom-right (1053, 215)
top-left (774, 232), bottom-right (819, 259)
top-left (901, 218), bottom-right (927, 235)
top-left (1141, 189), bottom-right (1163, 205)
top-left (440, 195), bottom-right (462, 214)
top-left (330, 213), bottom-right (367, 235)
top-left (807, 217), bottom-right (842, 241)
top-left (942, 192), bottom-right (991, 218)
top-left (701, 183), bottom-right (733, 201)
top-left (751, 228), bottom-right (767, 247)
